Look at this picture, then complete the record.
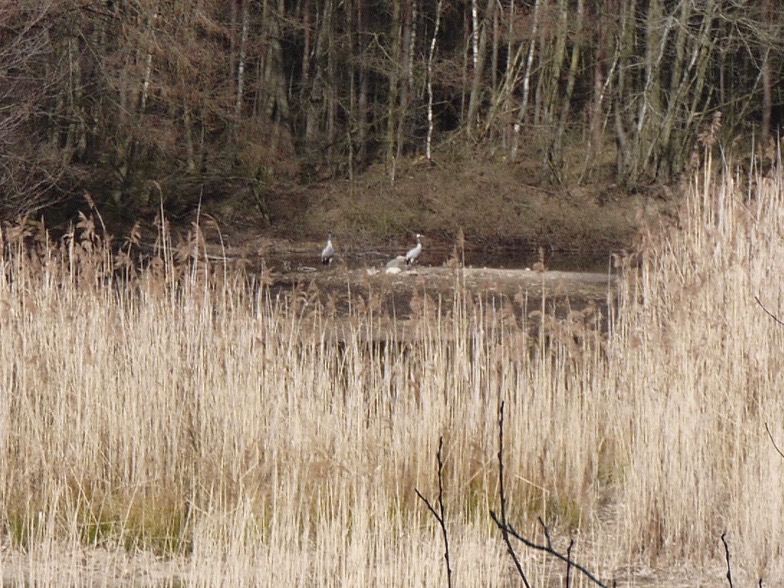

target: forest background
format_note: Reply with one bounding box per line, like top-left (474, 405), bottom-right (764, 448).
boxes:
top-left (2, 0), bottom-right (783, 251)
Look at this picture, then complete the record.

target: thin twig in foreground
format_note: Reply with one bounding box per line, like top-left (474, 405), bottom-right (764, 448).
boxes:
top-left (764, 422), bottom-right (784, 461)
top-left (721, 532), bottom-right (733, 588)
top-left (489, 402), bottom-right (607, 586)
top-left (492, 401), bottom-right (530, 587)
top-left (538, 516), bottom-right (553, 548)
top-left (754, 295), bottom-right (784, 326)
top-left (415, 436), bottom-right (453, 588)
top-left (489, 513), bottom-right (609, 588)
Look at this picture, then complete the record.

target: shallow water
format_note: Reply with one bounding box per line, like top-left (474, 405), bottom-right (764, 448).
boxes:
top-left (261, 247), bottom-right (612, 274)
top-left (461, 248), bottom-right (610, 272)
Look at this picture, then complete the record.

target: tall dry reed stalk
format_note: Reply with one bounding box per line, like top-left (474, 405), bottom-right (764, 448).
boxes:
top-left (606, 155), bottom-right (784, 582)
top-left (0, 159), bottom-right (783, 585)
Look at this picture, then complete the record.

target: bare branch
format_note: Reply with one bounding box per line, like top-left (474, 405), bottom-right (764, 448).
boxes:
top-left (721, 532), bottom-right (733, 588)
top-left (493, 401), bottom-right (531, 586)
top-left (489, 512), bottom-right (610, 588)
top-left (414, 436), bottom-right (453, 588)
top-left (764, 422), bottom-right (784, 461)
top-left (754, 295), bottom-right (784, 326)
top-left (538, 516), bottom-right (553, 549)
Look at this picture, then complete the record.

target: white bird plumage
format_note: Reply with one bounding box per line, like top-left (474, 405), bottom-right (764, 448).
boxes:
top-left (405, 234), bottom-right (422, 265)
top-left (321, 233), bottom-right (335, 265)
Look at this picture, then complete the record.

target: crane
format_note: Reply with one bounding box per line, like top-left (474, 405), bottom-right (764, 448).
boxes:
top-left (405, 234), bottom-right (422, 265)
top-left (321, 233), bottom-right (335, 265)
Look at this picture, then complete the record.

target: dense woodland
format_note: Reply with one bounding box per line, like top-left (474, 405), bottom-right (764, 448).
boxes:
top-left (2, 0), bottom-right (783, 222)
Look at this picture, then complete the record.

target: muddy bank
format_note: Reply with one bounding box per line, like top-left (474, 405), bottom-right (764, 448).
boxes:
top-left (275, 265), bottom-right (613, 299)
top-left (264, 265), bottom-right (615, 337)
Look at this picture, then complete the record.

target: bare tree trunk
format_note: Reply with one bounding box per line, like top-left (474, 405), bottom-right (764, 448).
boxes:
top-left (305, 0), bottom-right (331, 154)
top-left (491, 5), bottom-right (499, 101)
top-left (471, 0), bottom-right (479, 71)
top-left (549, 0), bottom-right (585, 178)
top-left (229, 0), bottom-right (238, 107)
top-left (59, 32), bottom-right (87, 161)
top-left (501, 0), bottom-right (517, 148)
top-left (345, 0), bottom-right (356, 181)
top-left (632, 0), bottom-right (671, 181)
top-left (139, 8), bottom-right (158, 112)
top-left (408, 0), bottom-right (417, 92)
top-left (325, 1), bottom-right (337, 164)
top-left (302, 0), bottom-right (311, 94)
top-left (674, 1), bottom-right (720, 166)
top-left (386, 0), bottom-right (402, 177)
top-left (589, 3), bottom-right (607, 150)
top-left (396, 0), bottom-right (415, 159)
top-left (761, 0), bottom-right (774, 147)
top-left (262, 0), bottom-right (290, 124)
top-left (460, 10), bottom-right (468, 123)
top-left (533, 13), bottom-right (547, 128)
top-left (540, 0), bottom-right (569, 130)
top-left (612, 0), bottom-right (637, 183)
top-left (235, 0), bottom-right (249, 116)
top-left (426, 0), bottom-right (443, 161)
top-left (581, 0), bottom-right (612, 182)
top-left (649, 0), bottom-right (708, 179)
top-left (108, 3), bottom-right (161, 206)
top-left (510, 0), bottom-right (542, 160)
top-left (466, 0), bottom-right (497, 136)
top-left (356, 0), bottom-right (369, 165)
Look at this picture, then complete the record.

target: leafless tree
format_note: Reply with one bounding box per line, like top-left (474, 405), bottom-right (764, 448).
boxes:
top-left (2, 0), bottom-right (784, 217)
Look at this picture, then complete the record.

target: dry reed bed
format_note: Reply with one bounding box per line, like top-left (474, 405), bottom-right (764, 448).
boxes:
top-left (1, 162), bottom-right (783, 585)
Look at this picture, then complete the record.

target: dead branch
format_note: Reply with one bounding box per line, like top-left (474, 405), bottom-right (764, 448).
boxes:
top-left (764, 422), bottom-right (784, 461)
top-left (721, 532), bottom-right (733, 588)
top-left (754, 295), bottom-right (784, 327)
top-left (489, 513), bottom-right (610, 588)
top-left (490, 400), bottom-right (531, 586)
top-left (489, 402), bottom-right (608, 588)
top-left (415, 436), bottom-right (453, 588)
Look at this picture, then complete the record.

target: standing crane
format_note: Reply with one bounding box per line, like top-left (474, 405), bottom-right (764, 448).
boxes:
top-left (321, 233), bottom-right (335, 265)
top-left (405, 234), bottom-right (423, 265)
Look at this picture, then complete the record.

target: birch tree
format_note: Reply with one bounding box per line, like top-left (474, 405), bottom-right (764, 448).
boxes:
top-left (466, 0), bottom-right (497, 136)
top-left (235, 0), bottom-right (249, 116)
top-left (426, 0), bottom-right (444, 161)
top-left (509, 0), bottom-right (543, 160)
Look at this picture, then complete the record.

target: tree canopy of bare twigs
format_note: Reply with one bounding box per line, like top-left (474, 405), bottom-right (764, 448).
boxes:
top-left (1, 1), bottom-right (783, 217)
